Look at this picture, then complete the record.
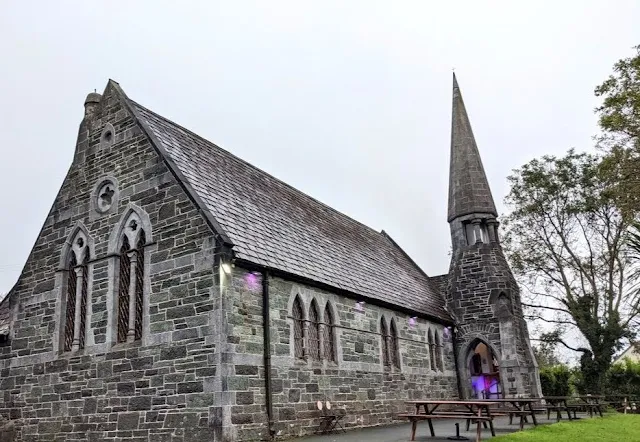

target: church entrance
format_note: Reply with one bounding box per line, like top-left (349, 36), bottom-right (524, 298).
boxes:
top-left (468, 341), bottom-right (502, 399)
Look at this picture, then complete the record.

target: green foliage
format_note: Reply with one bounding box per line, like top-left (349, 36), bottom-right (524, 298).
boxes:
top-left (533, 332), bottom-right (560, 369)
top-left (539, 365), bottom-right (573, 397)
top-left (596, 45), bottom-right (640, 141)
top-left (605, 358), bottom-right (640, 397)
top-left (503, 149), bottom-right (635, 393)
top-left (596, 45), bottom-right (640, 217)
top-left (493, 414), bottom-right (640, 441)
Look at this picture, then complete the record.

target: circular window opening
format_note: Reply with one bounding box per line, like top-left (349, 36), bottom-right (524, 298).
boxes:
top-left (96, 181), bottom-right (116, 213)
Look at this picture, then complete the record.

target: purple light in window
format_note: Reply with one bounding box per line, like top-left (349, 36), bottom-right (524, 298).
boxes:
top-left (409, 317), bottom-right (417, 327)
top-left (244, 272), bottom-right (260, 292)
top-left (444, 327), bottom-right (452, 339)
top-left (355, 301), bottom-right (365, 312)
top-left (472, 375), bottom-right (486, 396)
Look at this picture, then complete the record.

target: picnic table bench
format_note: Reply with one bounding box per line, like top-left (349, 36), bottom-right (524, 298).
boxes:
top-left (542, 395), bottom-right (604, 421)
top-left (399, 400), bottom-right (497, 442)
top-left (475, 398), bottom-right (539, 430)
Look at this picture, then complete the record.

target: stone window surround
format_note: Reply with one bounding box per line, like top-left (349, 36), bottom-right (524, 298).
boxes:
top-left (380, 315), bottom-right (401, 370)
top-left (53, 222), bottom-right (95, 356)
top-left (462, 216), bottom-right (499, 246)
top-left (284, 285), bottom-right (454, 375)
top-left (105, 204), bottom-right (154, 351)
top-left (90, 176), bottom-right (120, 218)
top-left (433, 328), bottom-right (444, 372)
top-left (426, 326), bottom-right (446, 372)
top-left (100, 122), bottom-right (115, 148)
top-left (287, 292), bottom-right (339, 367)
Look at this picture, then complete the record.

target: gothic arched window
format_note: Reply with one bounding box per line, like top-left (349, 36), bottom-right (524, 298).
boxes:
top-left (292, 296), bottom-right (305, 359)
top-left (435, 330), bottom-right (443, 371)
top-left (380, 317), bottom-right (390, 367)
top-left (117, 236), bottom-right (131, 344)
top-left (134, 231), bottom-right (146, 341)
top-left (63, 252), bottom-right (78, 352)
top-left (62, 230), bottom-right (91, 353)
top-left (116, 219), bottom-right (146, 344)
top-left (308, 300), bottom-right (321, 361)
top-left (389, 319), bottom-right (400, 368)
top-left (428, 329), bottom-right (436, 371)
top-left (323, 303), bottom-right (336, 362)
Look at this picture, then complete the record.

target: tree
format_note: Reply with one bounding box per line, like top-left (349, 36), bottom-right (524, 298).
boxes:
top-left (595, 45), bottom-right (640, 217)
top-left (533, 331), bottom-right (561, 369)
top-left (596, 45), bottom-right (640, 142)
top-left (503, 150), bottom-right (639, 393)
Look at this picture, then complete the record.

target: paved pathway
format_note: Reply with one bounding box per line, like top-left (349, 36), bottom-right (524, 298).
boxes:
top-left (297, 414), bottom-right (573, 442)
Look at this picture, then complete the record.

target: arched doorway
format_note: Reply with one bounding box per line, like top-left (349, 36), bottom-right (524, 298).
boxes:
top-left (467, 340), bottom-right (502, 399)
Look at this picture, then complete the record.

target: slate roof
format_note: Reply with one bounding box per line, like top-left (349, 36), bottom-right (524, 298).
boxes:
top-left (429, 274), bottom-right (449, 296)
top-left (0, 294), bottom-right (11, 336)
top-left (116, 83), bottom-right (451, 323)
top-left (448, 74), bottom-right (498, 222)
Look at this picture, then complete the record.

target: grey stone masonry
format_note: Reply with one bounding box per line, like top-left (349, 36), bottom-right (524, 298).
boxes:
top-left (447, 73), bottom-right (498, 222)
top-left (222, 269), bottom-right (458, 441)
top-left (446, 73), bottom-right (541, 400)
top-left (0, 82), bottom-right (223, 441)
top-left (0, 75), bottom-right (544, 441)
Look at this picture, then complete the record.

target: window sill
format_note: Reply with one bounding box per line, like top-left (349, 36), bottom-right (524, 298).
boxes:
top-left (111, 340), bottom-right (143, 351)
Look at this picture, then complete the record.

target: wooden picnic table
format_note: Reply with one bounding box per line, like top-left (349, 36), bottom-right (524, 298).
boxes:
top-left (477, 398), bottom-right (539, 428)
top-left (401, 400), bottom-right (498, 442)
top-left (541, 396), bottom-right (574, 421)
top-left (542, 395), bottom-right (604, 420)
top-left (576, 395), bottom-right (604, 417)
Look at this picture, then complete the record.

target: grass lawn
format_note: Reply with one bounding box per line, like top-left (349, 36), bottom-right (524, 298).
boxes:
top-left (493, 414), bottom-right (640, 441)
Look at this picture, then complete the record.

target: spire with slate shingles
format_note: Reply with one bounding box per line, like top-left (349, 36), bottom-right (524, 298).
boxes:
top-left (447, 73), bottom-right (498, 222)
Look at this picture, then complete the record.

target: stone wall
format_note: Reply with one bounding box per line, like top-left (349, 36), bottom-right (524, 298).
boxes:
top-left (447, 214), bottom-right (541, 398)
top-left (0, 83), bottom-right (223, 441)
top-left (0, 80), bottom-right (462, 441)
top-left (224, 269), bottom-right (459, 440)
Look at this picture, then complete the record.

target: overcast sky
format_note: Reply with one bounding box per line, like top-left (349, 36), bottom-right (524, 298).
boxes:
top-left (0, 1), bottom-right (638, 296)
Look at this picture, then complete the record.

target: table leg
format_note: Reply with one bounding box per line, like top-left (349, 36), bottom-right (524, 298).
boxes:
top-left (423, 418), bottom-right (433, 437)
top-left (529, 402), bottom-right (538, 426)
top-left (410, 419), bottom-right (417, 441)
top-left (424, 404), bottom-right (435, 437)
top-left (475, 410), bottom-right (482, 442)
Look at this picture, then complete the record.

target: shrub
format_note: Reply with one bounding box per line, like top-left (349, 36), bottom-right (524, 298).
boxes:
top-left (539, 365), bottom-right (573, 396)
top-left (605, 358), bottom-right (640, 397)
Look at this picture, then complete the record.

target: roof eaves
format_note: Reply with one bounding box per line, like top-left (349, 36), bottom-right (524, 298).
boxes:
top-left (108, 79), bottom-right (234, 248)
top-left (235, 257), bottom-right (454, 325)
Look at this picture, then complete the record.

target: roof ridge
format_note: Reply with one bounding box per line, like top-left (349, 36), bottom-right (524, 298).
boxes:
top-left (128, 99), bottom-right (386, 237)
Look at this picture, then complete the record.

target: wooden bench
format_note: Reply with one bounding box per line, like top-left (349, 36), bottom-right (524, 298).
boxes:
top-left (504, 409), bottom-right (536, 430)
top-left (544, 403), bottom-right (571, 421)
top-left (398, 413), bottom-right (494, 441)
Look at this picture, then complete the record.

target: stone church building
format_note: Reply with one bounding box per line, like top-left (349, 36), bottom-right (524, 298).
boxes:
top-left (0, 75), bottom-right (540, 441)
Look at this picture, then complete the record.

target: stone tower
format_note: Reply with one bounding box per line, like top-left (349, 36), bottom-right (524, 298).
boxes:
top-left (446, 74), bottom-right (541, 398)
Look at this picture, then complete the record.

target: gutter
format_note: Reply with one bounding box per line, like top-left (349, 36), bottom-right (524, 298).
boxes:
top-left (452, 326), bottom-right (464, 399)
top-left (262, 270), bottom-right (275, 439)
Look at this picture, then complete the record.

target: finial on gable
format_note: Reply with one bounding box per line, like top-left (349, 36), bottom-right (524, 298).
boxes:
top-left (84, 92), bottom-right (102, 120)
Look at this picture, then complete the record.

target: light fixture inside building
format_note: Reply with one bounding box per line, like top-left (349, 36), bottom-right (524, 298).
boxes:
top-left (221, 263), bottom-right (232, 274)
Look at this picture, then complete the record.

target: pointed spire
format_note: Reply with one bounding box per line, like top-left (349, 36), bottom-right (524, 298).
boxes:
top-left (448, 73), bottom-right (497, 222)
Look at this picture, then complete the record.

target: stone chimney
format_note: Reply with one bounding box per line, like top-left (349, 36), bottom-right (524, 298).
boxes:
top-left (84, 92), bottom-right (102, 120)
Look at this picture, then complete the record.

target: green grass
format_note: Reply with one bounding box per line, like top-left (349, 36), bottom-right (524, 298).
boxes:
top-left (493, 414), bottom-right (640, 441)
